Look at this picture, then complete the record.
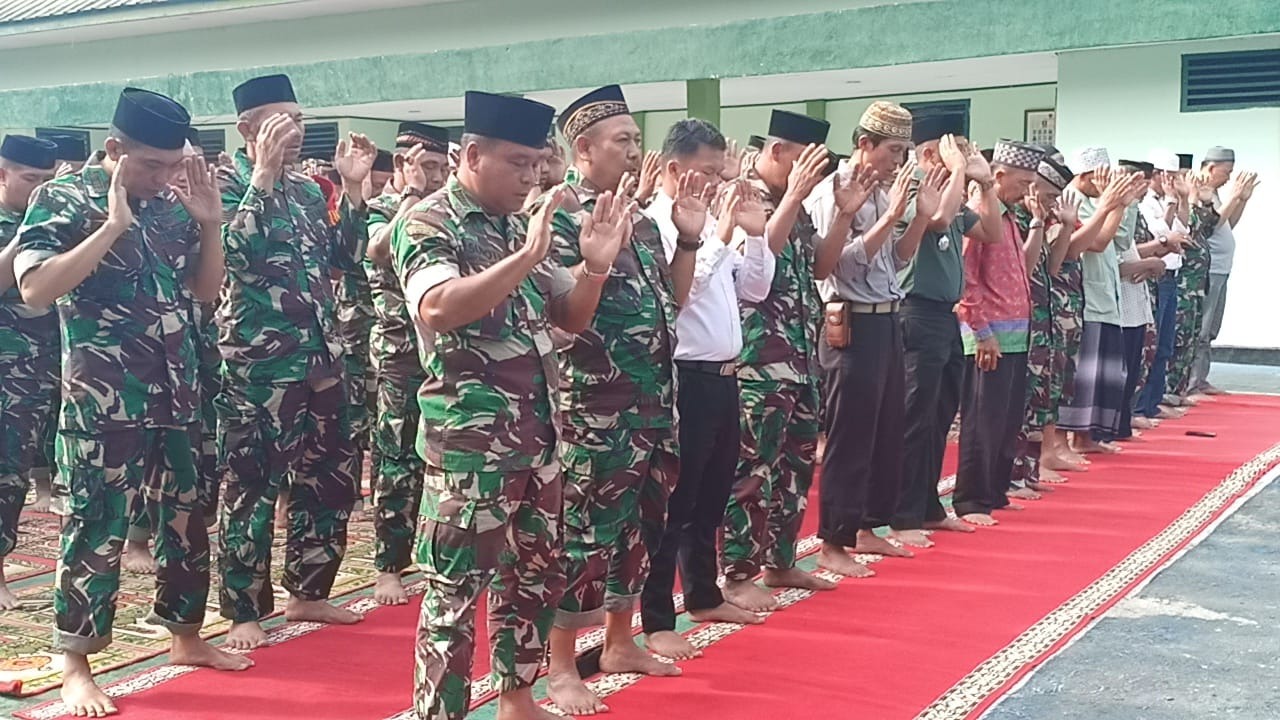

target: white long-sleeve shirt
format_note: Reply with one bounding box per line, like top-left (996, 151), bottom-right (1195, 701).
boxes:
top-left (1139, 190), bottom-right (1186, 272)
top-left (645, 189), bottom-right (775, 362)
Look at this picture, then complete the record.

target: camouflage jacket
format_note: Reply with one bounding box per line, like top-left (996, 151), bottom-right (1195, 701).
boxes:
top-left (721, 165), bottom-right (821, 386)
top-left (216, 150), bottom-right (368, 385)
top-left (544, 177), bottom-right (677, 429)
top-left (13, 164), bottom-right (202, 432)
top-left (392, 176), bottom-right (572, 472)
top-left (1, 208), bottom-right (59, 368)
top-left (365, 192), bottom-right (418, 363)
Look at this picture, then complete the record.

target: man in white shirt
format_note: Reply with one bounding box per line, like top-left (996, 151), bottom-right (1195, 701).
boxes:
top-left (1190, 146), bottom-right (1259, 395)
top-left (1134, 150), bottom-right (1191, 420)
top-left (640, 119), bottom-right (776, 661)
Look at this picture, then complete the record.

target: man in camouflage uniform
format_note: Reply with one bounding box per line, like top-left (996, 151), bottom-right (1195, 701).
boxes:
top-left (539, 86), bottom-right (691, 716)
top-left (716, 110), bottom-right (838, 616)
top-left (216, 74), bottom-right (375, 650)
top-left (1168, 177), bottom-right (1220, 402)
top-left (393, 91), bottom-right (632, 720)
top-left (0, 135), bottom-right (59, 611)
top-left (364, 122), bottom-right (451, 606)
top-left (1010, 156), bottom-right (1074, 493)
top-left (12, 88), bottom-right (250, 717)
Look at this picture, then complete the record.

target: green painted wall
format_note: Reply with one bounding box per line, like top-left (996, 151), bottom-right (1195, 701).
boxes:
top-left (1057, 36), bottom-right (1280, 349)
top-left (1, 0), bottom-right (1276, 127)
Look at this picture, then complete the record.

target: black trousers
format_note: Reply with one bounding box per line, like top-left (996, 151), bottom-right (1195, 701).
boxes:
top-left (892, 300), bottom-right (963, 530)
top-left (954, 352), bottom-right (1028, 516)
top-left (1110, 325), bottom-right (1147, 442)
top-left (640, 365), bottom-right (739, 634)
top-left (817, 312), bottom-right (905, 547)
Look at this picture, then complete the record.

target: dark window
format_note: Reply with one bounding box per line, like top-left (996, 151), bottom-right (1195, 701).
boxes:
top-left (195, 128), bottom-right (225, 159)
top-left (1182, 49), bottom-right (1280, 112)
top-left (902, 99), bottom-right (970, 138)
top-left (301, 121), bottom-right (339, 160)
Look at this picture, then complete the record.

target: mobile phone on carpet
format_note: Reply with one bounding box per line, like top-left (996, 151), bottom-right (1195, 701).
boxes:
top-left (1185, 430), bottom-right (1217, 438)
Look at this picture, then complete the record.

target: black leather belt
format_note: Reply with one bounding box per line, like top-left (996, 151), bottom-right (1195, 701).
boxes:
top-left (675, 360), bottom-right (738, 377)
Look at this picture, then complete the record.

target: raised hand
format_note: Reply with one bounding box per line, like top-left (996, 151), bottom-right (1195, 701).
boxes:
top-left (939, 134), bottom-right (967, 174)
top-left (335, 133), bottom-right (377, 184)
top-left (55, 161), bottom-right (76, 179)
top-left (637, 150), bottom-right (662, 204)
top-left (1092, 165), bottom-right (1113, 193)
top-left (107, 155), bottom-right (135, 229)
top-left (521, 186), bottom-right (564, 267)
top-left (616, 171), bottom-right (639, 202)
top-left (1161, 172), bottom-right (1178, 199)
top-left (401, 144), bottom-right (428, 195)
top-left (1172, 171), bottom-right (1190, 199)
top-left (914, 164), bottom-right (949, 220)
top-left (1055, 193), bottom-right (1081, 230)
top-left (1233, 171), bottom-right (1260, 201)
top-left (833, 163), bottom-right (879, 216)
top-left (579, 190), bottom-right (634, 272)
top-left (964, 142), bottom-right (993, 184)
top-left (173, 155), bottom-right (221, 228)
top-left (887, 160), bottom-right (918, 220)
top-left (785, 143), bottom-right (831, 201)
top-left (1024, 186), bottom-right (1047, 222)
top-left (253, 113), bottom-right (299, 176)
top-left (715, 181), bottom-right (741, 246)
top-left (722, 137), bottom-right (745, 181)
top-left (1098, 169), bottom-right (1131, 210)
top-left (671, 170), bottom-right (710, 240)
top-left (1166, 229), bottom-right (1191, 254)
top-left (1188, 170), bottom-right (1215, 203)
top-left (733, 181), bottom-right (768, 236)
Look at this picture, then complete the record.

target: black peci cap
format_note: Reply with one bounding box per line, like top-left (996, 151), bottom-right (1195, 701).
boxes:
top-left (373, 149), bottom-right (394, 173)
top-left (233, 74), bottom-right (298, 115)
top-left (910, 114), bottom-right (965, 145)
top-left (767, 110), bottom-right (830, 146)
top-left (112, 88), bottom-right (191, 150)
top-left (558, 85), bottom-right (631, 141)
top-left (464, 91), bottom-right (554, 150)
top-left (397, 122), bottom-right (450, 153)
top-left (0, 134), bottom-right (58, 170)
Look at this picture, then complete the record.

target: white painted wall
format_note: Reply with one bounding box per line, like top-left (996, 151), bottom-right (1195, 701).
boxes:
top-left (1057, 35), bottom-right (1280, 349)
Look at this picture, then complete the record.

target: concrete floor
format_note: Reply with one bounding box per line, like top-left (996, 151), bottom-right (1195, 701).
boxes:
top-left (984, 363), bottom-right (1280, 720)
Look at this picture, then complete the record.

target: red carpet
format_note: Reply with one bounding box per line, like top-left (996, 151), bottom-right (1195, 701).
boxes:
top-left (14, 395), bottom-right (1278, 720)
top-left (591, 395), bottom-right (1280, 720)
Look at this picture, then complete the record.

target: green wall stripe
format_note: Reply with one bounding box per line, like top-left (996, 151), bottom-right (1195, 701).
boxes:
top-left (1, 0), bottom-right (1277, 127)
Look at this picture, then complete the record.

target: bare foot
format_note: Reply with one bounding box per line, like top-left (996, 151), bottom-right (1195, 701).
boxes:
top-left (723, 579), bottom-right (779, 613)
top-left (1039, 468), bottom-right (1069, 484)
top-left (1072, 438), bottom-right (1122, 455)
top-left (888, 529), bottom-right (935, 548)
top-left (645, 631), bottom-right (702, 660)
top-left (688, 602), bottom-right (764, 626)
top-left (762, 567), bottom-right (838, 591)
top-left (1008, 487), bottom-right (1042, 501)
top-left (1199, 384), bottom-right (1227, 396)
top-left (122, 539), bottom-right (157, 574)
top-left (854, 531), bottom-right (914, 558)
top-left (1004, 502), bottom-right (1026, 511)
top-left (600, 639), bottom-right (681, 677)
top-left (1025, 481), bottom-right (1054, 494)
top-left (0, 582), bottom-right (18, 610)
top-left (29, 477), bottom-right (52, 513)
top-left (373, 572), bottom-right (409, 606)
top-left (60, 653), bottom-right (117, 718)
top-left (498, 688), bottom-right (562, 720)
top-left (1132, 416), bottom-right (1158, 429)
top-left (924, 517), bottom-right (976, 533)
top-left (817, 544), bottom-right (874, 578)
top-left (546, 669), bottom-right (609, 716)
top-left (1157, 405), bottom-right (1186, 419)
top-left (284, 597), bottom-right (363, 625)
top-left (225, 621), bottom-right (268, 651)
top-left (1043, 454), bottom-right (1087, 472)
top-left (169, 635), bottom-right (254, 671)
top-left (961, 513), bottom-right (998, 527)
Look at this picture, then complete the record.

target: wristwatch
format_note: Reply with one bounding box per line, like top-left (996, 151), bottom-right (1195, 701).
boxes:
top-left (400, 186), bottom-right (425, 203)
top-left (1029, 219), bottom-right (1045, 229)
top-left (676, 238), bottom-right (703, 252)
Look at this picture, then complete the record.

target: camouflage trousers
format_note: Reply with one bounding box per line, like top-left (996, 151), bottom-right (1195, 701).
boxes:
top-left (1167, 269), bottom-right (1207, 398)
top-left (722, 380), bottom-right (820, 581)
top-left (1013, 299), bottom-right (1055, 488)
top-left (1053, 260), bottom-right (1086, 410)
top-left (557, 425), bottom-right (677, 629)
top-left (1133, 323), bottom-right (1158, 398)
top-left (339, 306), bottom-right (376, 510)
top-left (52, 425), bottom-right (209, 654)
top-left (216, 378), bottom-right (356, 622)
top-left (373, 353), bottom-right (427, 574)
top-left (414, 464), bottom-right (564, 720)
top-left (0, 353), bottom-right (59, 557)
